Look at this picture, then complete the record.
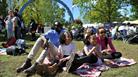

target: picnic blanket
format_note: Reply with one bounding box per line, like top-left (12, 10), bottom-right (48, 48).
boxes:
top-left (0, 48), bottom-right (7, 55)
top-left (105, 57), bottom-right (136, 68)
top-left (75, 57), bottom-right (136, 77)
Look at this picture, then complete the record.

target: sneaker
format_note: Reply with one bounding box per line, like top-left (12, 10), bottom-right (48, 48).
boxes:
top-left (65, 52), bottom-right (75, 72)
top-left (62, 67), bottom-right (67, 71)
top-left (16, 58), bottom-right (32, 73)
top-left (23, 62), bottom-right (38, 75)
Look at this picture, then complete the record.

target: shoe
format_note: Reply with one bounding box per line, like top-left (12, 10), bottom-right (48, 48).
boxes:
top-left (23, 62), bottom-right (38, 75)
top-left (65, 52), bottom-right (75, 72)
top-left (16, 58), bottom-right (32, 73)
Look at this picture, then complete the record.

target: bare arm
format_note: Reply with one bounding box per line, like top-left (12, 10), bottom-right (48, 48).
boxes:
top-left (84, 46), bottom-right (96, 56)
top-left (12, 17), bottom-right (17, 31)
top-left (108, 38), bottom-right (116, 52)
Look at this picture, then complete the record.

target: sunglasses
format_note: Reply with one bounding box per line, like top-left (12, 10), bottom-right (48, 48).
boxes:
top-left (100, 31), bottom-right (106, 34)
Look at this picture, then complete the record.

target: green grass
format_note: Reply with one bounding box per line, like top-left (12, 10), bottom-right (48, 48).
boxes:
top-left (0, 38), bottom-right (138, 77)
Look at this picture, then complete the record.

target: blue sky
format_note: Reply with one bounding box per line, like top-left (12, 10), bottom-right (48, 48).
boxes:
top-left (7, 0), bottom-right (80, 21)
top-left (59, 0), bottom-right (132, 22)
top-left (58, 0), bottom-right (80, 21)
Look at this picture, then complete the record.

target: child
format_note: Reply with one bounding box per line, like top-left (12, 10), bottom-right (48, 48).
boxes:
top-left (83, 33), bottom-right (101, 56)
top-left (57, 31), bottom-right (76, 70)
top-left (83, 32), bottom-right (103, 65)
top-left (58, 31), bottom-right (98, 72)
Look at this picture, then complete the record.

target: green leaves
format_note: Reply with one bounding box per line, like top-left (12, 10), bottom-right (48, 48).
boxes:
top-left (130, 0), bottom-right (138, 20)
top-left (6, 0), bottom-right (66, 26)
top-left (73, 0), bottom-right (130, 23)
top-left (0, 0), bottom-right (8, 17)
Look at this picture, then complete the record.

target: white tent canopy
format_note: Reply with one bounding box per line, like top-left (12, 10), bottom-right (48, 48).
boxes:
top-left (123, 21), bottom-right (131, 24)
top-left (123, 20), bottom-right (138, 24)
top-left (131, 20), bottom-right (138, 24)
top-left (83, 23), bottom-right (99, 28)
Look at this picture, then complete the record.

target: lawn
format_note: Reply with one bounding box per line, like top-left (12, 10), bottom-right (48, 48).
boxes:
top-left (0, 36), bottom-right (138, 77)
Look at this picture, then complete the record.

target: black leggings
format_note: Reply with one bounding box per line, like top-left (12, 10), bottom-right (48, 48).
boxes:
top-left (69, 54), bottom-right (98, 72)
top-left (102, 52), bottom-right (122, 59)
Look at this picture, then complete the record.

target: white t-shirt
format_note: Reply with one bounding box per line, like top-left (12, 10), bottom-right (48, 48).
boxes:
top-left (58, 42), bottom-right (76, 56)
top-left (118, 25), bottom-right (126, 31)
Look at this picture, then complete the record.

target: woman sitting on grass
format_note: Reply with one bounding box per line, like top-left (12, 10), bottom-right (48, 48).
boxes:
top-left (96, 26), bottom-right (122, 60)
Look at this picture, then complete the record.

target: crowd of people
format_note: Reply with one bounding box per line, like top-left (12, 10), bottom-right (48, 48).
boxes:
top-left (111, 23), bottom-right (138, 41)
top-left (0, 9), bottom-right (45, 48)
top-left (1, 9), bottom-right (137, 77)
top-left (0, 9), bottom-right (46, 56)
top-left (71, 23), bottom-right (138, 43)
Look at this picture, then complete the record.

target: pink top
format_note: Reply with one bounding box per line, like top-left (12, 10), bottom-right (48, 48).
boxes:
top-left (96, 36), bottom-right (116, 53)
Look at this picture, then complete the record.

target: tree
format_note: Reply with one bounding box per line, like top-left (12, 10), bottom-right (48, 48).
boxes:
top-left (73, 0), bottom-right (130, 23)
top-left (130, 0), bottom-right (138, 20)
top-left (12, 0), bottom-right (66, 26)
top-left (10, 0), bottom-right (66, 27)
top-left (0, 0), bottom-right (8, 17)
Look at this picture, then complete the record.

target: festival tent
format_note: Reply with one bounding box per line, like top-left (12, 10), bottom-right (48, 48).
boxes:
top-left (123, 20), bottom-right (138, 25)
top-left (123, 21), bottom-right (131, 24)
top-left (131, 20), bottom-right (138, 24)
top-left (83, 23), bottom-right (99, 29)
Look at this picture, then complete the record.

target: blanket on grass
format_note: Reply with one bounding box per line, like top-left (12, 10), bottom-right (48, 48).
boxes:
top-left (75, 57), bottom-right (136, 77)
top-left (0, 48), bottom-right (7, 55)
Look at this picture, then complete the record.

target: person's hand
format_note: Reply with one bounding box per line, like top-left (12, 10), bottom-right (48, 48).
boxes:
top-left (55, 53), bottom-right (62, 60)
top-left (91, 46), bottom-right (96, 52)
top-left (102, 49), bottom-right (110, 54)
top-left (42, 43), bottom-right (48, 49)
top-left (59, 58), bottom-right (67, 63)
top-left (106, 49), bottom-right (112, 52)
top-left (41, 36), bottom-right (49, 49)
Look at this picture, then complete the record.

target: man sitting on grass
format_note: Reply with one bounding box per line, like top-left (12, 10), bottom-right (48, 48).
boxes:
top-left (16, 22), bottom-right (65, 76)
